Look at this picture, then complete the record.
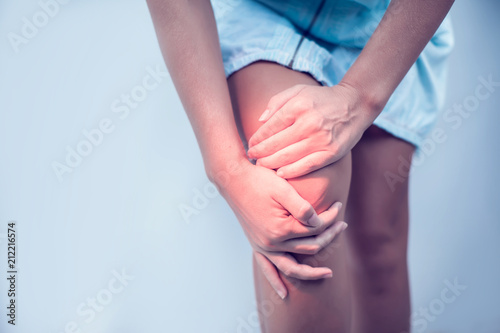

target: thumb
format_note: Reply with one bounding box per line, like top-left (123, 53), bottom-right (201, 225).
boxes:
top-left (273, 184), bottom-right (321, 227)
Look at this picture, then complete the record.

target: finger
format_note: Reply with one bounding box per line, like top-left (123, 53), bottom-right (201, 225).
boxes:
top-left (273, 184), bottom-right (322, 227)
top-left (317, 201), bottom-right (344, 226)
top-left (256, 139), bottom-right (313, 170)
top-left (248, 109), bottom-right (296, 149)
top-left (286, 201), bottom-right (343, 238)
top-left (281, 221), bottom-right (348, 255)
top-left (276, 151), bottom-right (337, 179)
top-left (254, 252), bottom-right (288, 299)
top-left (268, 252), bottom-right (333, 280)
top-left (247, 122), bottom-right (304, 160)
top-left (258, 85), bottom-right (306, 122)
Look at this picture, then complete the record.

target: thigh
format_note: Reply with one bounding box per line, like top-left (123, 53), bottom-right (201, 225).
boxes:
top-left (346, 125), bottom-right (414, 268)
top-left (228, 61), bottom-right (352, 333)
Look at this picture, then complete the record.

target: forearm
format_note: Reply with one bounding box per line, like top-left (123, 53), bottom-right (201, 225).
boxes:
top-left (146, 0), bottom-right (247, 181)
top-left (340, 0), bottom-right (454, 121)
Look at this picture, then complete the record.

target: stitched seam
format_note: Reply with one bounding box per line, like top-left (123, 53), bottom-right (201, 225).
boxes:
top-left (288, 0), bottom-right (327, 67)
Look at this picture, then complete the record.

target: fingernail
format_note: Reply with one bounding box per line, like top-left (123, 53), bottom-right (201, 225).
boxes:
top-left (276, 169), bottom-right (284, 177)
top-left (307, 214), bottom-right (321, 227)
top-left (341, 222), bottom-right (348, 231)
top-left (323, 272), bottom-right (333, 278)
top-left (335, 202), bottom-right (343, 210)
top-left (258, 109), bottom-right (270, 122)
top-left (276, 288), bottom-right (287, 299)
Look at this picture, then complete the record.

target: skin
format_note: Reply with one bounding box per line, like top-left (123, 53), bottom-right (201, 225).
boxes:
top-left (146, 0), bottom-right (454, 331)
top-left (248, 0), bottom-right (455, 178)
top-left (145, 0), bottom-right (349, 299)
top-left (228, 62), bottom-right (352, 332)
top-left (346, 125), bottom-right (414, 332)
top-left (229, 61), bottom-right (414, 332)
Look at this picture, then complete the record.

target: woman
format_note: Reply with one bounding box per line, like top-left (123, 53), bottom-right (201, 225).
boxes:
top-left (146, 0), bottom-right (454, 331)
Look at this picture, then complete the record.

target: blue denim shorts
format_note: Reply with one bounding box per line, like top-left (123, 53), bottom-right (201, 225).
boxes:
top-left (211, 0), bottom-right (454, 148)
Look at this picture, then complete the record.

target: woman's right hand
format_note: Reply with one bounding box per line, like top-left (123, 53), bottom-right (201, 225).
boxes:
top-left (218, 161), bottom-right (347, 299)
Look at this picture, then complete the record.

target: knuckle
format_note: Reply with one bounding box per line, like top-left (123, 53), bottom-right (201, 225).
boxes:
top-left (267, 140), bottom-right (280, 152)
top-left (268, 227), bottom-right (284, 243)
top-left (305, 244), bottom-right (320, 255)
top-left (316, 235), bottom-right (331, 248)
top-left (309, 224), bottom-right (323, 235)
top-left (287, 266), bottom-right (305, 279)
top-left (304, 158), bottom-right (317, 172)
top-left (252, 133), bottom-right (265, 146)
top-left (260, 241), bottom-right (274, 252)
top-left (320, 129), bottom-right (333, 144)
top-left (314, 223), bottom-right (328, 235)
top-left (278, 150), bottom-right (291, 163)
top-left (310, 109), bottom-right (322, 121)
top-left (294, 98), bottom-right (313, 111)
top-left (256, 158), bottom-right (269, 168)
top-left (297, 202), bottom-right (314, 221)
top-left (251, 144), bottom-right (263, 156)
top-left (314, 241), bottom-right (324, 252)
top-left (258, 235), bottom-right (274, 251)
top-left (268, 96), bottom-right (279, 109)
top-left (303, 115), bottom-right (319, 131)
top-left (283, 265), bottom-right (298, 277)
top-left (280, 110), bottom-right (295, 123)
top-left (262, 125), bottom-right (276, 137)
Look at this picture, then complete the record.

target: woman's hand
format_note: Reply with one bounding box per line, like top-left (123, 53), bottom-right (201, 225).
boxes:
top-left (218, 161), bottom-right (347, 299)
top-left (247, 84), bottom-right (375, 179)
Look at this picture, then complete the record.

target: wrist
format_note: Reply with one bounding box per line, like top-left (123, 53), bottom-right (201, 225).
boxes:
top-left (338, 40), bottom-right (399, 117)
top-left (205, 155), bottom-right (251, 192)
top-left (336, 80), bottom-right (385, 129)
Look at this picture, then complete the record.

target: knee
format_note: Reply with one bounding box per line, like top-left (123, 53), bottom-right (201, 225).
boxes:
top-left (285, 153), bottom-right (352, 271)
top-left (347, 195), bottom-right (409, 291)
top-left (287, 152), bottom-right (352, 214)
top-left (350, 228), bottom-right (407, 292)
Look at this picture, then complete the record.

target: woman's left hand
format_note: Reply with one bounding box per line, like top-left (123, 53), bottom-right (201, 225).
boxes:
top-left (247, 83), bottom-right (375, 179)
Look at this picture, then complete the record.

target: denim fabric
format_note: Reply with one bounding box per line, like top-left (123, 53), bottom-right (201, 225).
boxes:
top-left (211, 0), bottom-right (454, 147)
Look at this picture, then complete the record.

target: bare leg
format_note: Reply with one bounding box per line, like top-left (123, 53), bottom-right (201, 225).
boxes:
top-left (228, 61), bottom-right (352, 333)
top-left (346, 125), bottom-right (414, 333)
